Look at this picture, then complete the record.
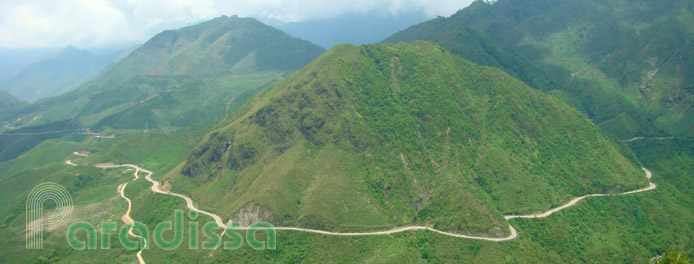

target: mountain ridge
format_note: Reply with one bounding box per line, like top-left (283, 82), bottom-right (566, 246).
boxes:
top-left (0, 46), bottom-right (125, 102)
top-left (0, 15), bottom-right (324, 162)
top-left (8, 15), bottom-right (325, 130)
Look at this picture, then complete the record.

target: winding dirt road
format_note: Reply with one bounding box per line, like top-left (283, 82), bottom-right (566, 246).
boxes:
top-left (78, 160), bottom-right (657, 263)
top-left (506, 168), bottom-right (655, 219)
top-left (623, 136), bottom-right (691, 142)
top-left (94, 163), bottom-right (655, 242)
top-left (110, 165), bottom-right (145, 264)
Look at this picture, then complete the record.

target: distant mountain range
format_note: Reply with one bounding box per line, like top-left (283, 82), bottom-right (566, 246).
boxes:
top-left (0, 46), bottom-right (131, 102)
top-left (0, 48), bottom-right (60, 84)
top-left (0, 15), bottom-right (324, 161)
top-left (271, 11), bottom-right (429, 49)
top-left (10, 15), bottom-right (324, 131)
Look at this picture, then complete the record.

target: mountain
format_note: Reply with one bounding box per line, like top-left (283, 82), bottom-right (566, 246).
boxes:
top-left (9, 15), bottom-right (324, 130)
top-left (0, 91), bottom-right (24, 111)
top-left (272, 11), bottom-right (429, 49)
top-left (383, 14), bottom-right (559, 97)
top-left (0, 91), bottom-right (25, 121)
top-left (422, 0), bottom-right (694, 137)
top-left (0, 48), bottom-right (60, 84)
top-left (0, 46), bottom-right (127, 102)
top-left (0, 15), bottom-right (324, 162)
top-left (164, 41), bottom-right (646, 237)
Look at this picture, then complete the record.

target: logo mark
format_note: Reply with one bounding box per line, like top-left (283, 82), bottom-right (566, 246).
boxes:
top-left (26, 182), bottom-right (73, 249)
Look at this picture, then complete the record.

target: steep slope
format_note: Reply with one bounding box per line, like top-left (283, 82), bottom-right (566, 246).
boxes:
top-left (383, 16), bottom-right (558, 94)
top-left (10, 15), bottom-right (324, 130)
top-left (165, 41), bottom-right (645, 238)
top-left (0, 46), bottom-right (125, 102)
top-left (0, 91), bottom-right (24, 125)
top-left (446, 0), bottom-right (694, 137)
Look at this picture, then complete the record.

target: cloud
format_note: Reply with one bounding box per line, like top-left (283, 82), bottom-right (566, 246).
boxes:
top-left (0, 0), bottom-right (472, 48)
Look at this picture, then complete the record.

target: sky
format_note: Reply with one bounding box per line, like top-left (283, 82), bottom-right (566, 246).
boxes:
top-left (0, 0), bottom-right (474, 49)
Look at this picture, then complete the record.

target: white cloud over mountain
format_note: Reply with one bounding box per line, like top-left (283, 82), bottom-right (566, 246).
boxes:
top-left (0, 0), bottom-right (472, 48)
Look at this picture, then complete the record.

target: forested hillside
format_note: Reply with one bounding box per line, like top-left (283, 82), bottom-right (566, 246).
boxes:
top-left (164, 41), bottom-right (646, 238)
top-left (387, 0), bottom-right (694, 138)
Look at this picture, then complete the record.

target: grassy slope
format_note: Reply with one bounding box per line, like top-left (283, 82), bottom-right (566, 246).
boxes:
top-left (125, 140), bottom-right (693, 263)
top-left (0, 126), bottom-right (208, 263)
top-left (160, 41), bottom-right (644, 239)
top-left (0, 102), bottom-right (687, 264)
top-left (0, 139), bottom-right (132, 263)
top-left (47, 139), bottom-right (687, 264)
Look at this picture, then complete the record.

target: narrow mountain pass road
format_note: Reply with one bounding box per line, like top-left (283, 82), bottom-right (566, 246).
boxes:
top-left (72, 158), bottom-right (657, 263)
top-left (106, 165), bottom-right (145, 264)
top-left (623, 136), bottom-right (691, 142)
top-left (92, 163), bottom-right (655, 242)
top-left (506, 168), bottom-right (655, 219)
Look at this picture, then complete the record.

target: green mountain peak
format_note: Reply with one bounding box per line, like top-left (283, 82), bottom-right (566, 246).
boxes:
top-left (170, 41), bottom-right (646, 237)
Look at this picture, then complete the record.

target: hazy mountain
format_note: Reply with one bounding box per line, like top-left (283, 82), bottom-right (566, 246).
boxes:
top-left (10, 15), bottom-right (324, 130)
top-left (0, 91), bottom-right (24, 111)
top-left (0, 46), bottom-right (128, 102)
top-left (0, 91), bottom-right (25, 121)
top-left (0, 15), bottom-right (324, 161)
top-left (272, 11), bottom-right (429, 49)
top-left (441, 0), bottom-right (694, 137)
top-left (0, 48), bottom-right (60, 84)
top-left (168, 41), bottom-right (645, 237)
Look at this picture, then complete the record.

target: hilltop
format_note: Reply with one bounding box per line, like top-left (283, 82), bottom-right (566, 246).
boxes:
top-left (10, 15), bottom-right (324, 131)
top-left (164, 41), bottom-right (646, 237)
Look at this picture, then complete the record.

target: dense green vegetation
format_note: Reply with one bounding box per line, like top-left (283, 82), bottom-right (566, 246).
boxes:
top-left (0, 135), bottom-right (690, 263)
top-left (383, 16), bottom-right (558, 95)
top-left (114, 132), bottom-right (694, 264)
top-left (163, 41), bottom-right (646, 238)
top-left (384, 0), bottom-right (694, 139)
top-left (0, 4), bottom-right (692, 263)
top-left (425, 0), bottom-right (694, 137)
